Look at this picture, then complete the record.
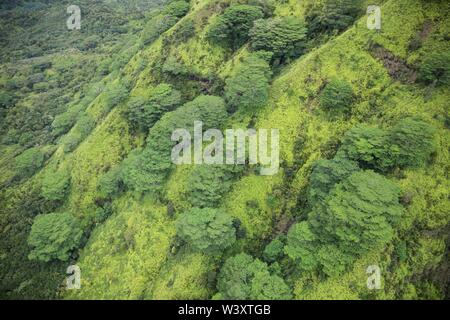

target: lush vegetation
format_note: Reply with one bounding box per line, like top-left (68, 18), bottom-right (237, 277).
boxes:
top-left (0, 0), bottom-right (448, 301)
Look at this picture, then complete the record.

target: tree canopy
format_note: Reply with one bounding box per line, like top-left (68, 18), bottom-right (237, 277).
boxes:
top-left (14, 147), bottom-right (44, 178)
top-left (249, 16), bottom-right (307, 63)
top-left (176, 207), bottom-right (236, 253)
top-left (206, 5), bottom-right (264, 50)
top-left (224, 53), bottom-right (272, 111)
top-left (319, 79), bottom-right (354, 111)
top-left (125, 84), bottom-right (181, 132)
top-left (217, 253), bottom-right (292, 299)
top-left (41, 169), bottom-right (71, 201)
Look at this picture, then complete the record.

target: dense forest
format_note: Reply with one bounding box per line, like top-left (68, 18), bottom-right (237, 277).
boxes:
top-left (0, 0), bottom-right (448, 300)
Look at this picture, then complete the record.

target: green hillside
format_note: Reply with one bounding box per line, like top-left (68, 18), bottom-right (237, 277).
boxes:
top-left (0, 0), bottom-right (449, 300)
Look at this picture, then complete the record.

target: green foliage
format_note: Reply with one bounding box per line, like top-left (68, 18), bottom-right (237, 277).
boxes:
top-left (305, 0), bottom-right (364, 36)
top-left (98, 166), bottom-right (122, 199)
top-left (163, 1), bottom-right (190, 18)
top-left (319, 79), bottom-right (354, 111)
top-left (41, 169), bottom-right (71, 201)
top-left (62, 113), bottom-right (96, 153)
top-left (284, 221), bottom-right (319, 272)
top-left (337, 118), bottom-right (436, 171)
top-left (309, 171), bottom-right (403, 256)
top-left (262, 235), bottom-right (285, 263)
top-left (418, 52), bottom-right (450, 86)
top-left (51, 105), bottom-right (82, 137)
top-left (141, 14), bottom-right (179, 46)
top-left (104, 82), bottom-right (129, 112)
top-left (27, 212), bottom-right (83, 262)
top-left (121, 148), bottom-right (172, 194)
top-left (249, 16), bottom-right (307, 63)
top-left (287, 171), bottom-right (404, 276)
top-left (388, 117), bottom-right (437, 168)
top-left (224, 53), bottom-right (272, 111)
top-left (307, 157), bottom-right (359, 206)
top-left (176, 207), bottom-right (236, 253)
top-left (217, 253), bottom-right (292, 299)
top-left (336, 125), bottom-right (391, 171)
top-left (14, 147), bottom-right (44, 178)
top-left (125, 84), bottom-right (181, 132)
top-left (162, 56), bottom-right (191, 78)
top-left (206, 5), bottom-right (264, 50)
top-left (170, 18), bottom-right (195, 43)
top-left (122, 95), bottom-right (227, 194)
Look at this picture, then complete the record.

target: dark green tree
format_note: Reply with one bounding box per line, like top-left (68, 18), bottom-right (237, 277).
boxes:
top-left (388, 117), bottom-right (436, 168)
top-left (186, 165), bottom-right (239, 208)
top-left (284, 221), bottom-right (319, 272)
top-left (98, 166), bottom-right (122, 198)
top-left (336, 125), bottom-right (391, 171)
top-left (305, 0), bottom-right (364, 36)
top-left (125, 84), bottom-right (181, 132)
top-left (176, 207), bottom-right (236, 253)
top-left (206, 5), bottom-right (264, 50)
top-left (262, 235), bottom-right (286, 263)
top-left (309, 170), bottom-right (403, 256)
top-left (141, 14), bottom-right (179, 46)
top-left (418, 52), bottom-right (450, 87)
top-left (14, 147), bottom-right (44, 178)
top-left (307, 157), bottom-right (360, 206)
top-left (217, 253), bottom-right (292, 299)
top-left (224, 53), bottom-right (272, 111)
top-left (163, 1), bottom-right (190, 18)
top-left (27, 212), bottom-right (83, 262)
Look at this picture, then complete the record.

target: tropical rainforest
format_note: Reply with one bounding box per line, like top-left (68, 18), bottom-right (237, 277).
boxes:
top-left (0, 0), bottom-right (449, 300)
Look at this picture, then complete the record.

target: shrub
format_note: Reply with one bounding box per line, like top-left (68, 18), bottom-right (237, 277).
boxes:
top-left (51, 106), bottom-right (82, 137)
top-left (206, 5), bottom-right (264, 50)
top-left (163, 1), bottom-right (190, 18)
top-left (104, 82), bottom-right (129, 111)
top-left (186, 164), bottom-right (242, 208)
top-left (141, 14), bottom-right (179, 46)
top-left (262, 235), bottom-right (285, 263)
top-left (309, 170), bottom-right (403, 256)
top-left (27, 212), bottom-right (83, 262)
top-left (217, 253), bottom-right (292, 299)
top-left (388, 117), bottom-right (436, 168)
top-left (249, 16), bottom-right (307, 63)
top-left (125, 84), bottom-right (181, 132)
top-left (418, 52), bottom-right (450, 86)
top-left (14, 147), bottom-right (44, 178)
top-left (171, 18), bottom-right (195, 43)
top-left (176, 207), bottom-right (236, 253)
top-left (319, 79), bottom-right (354, 111)
top-left (305, 0), bottom-right (364, 36)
